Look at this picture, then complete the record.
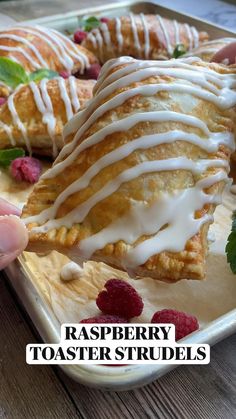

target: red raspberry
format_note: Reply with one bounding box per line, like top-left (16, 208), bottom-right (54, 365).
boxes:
top-left (59, 71), bottom-right (70, 79)
top-left (10, 157), bottom-right (42, 183)
top-left (0, 97), bottom-right (7, 106)
top-left (96, 279), bottom-right (144, 319)
top-left (100, 17), bottom-right (110, 24)
top-left (151, 309), bottom-right (199, 341)
top-left (84, 63), bottom-right (101, 80)
top-left (74, 30), bottom-right (87, 44)
top-left (80, 314), bottom-right (128, 323)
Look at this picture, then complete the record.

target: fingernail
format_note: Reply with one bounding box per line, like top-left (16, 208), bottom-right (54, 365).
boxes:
top-left (0, 216), bottom-right (28, 254)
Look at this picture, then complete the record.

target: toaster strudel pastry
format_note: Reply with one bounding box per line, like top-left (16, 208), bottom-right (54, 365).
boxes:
top-left (22, 57), bottom-right (236, 282)
top-left (184, 37), bottom-right (236, 63)
top-left (0, 77), bottom-right (95, 158)
top-left (0, 25), bottom-right (98, 75)
top-left (82, 14), bottom-right (208, 63)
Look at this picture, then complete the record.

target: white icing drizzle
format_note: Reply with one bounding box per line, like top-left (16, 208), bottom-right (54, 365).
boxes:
top-left (156, 14), bottom-right (173, 55)
top-left (191, 26), bottom-right (199, 49)
top-left (184, 24), bottom-right (193, 50)
top-left (173, 20), bottom-right (180, 45)
top-left (115, 17), bottom-right (123, 52)
top-left (24, 57), bottom-right (236, 271)
top-left (140, 13), bottom-right (150, 59)
top-left (129, 13), bottom-right (141, 56)
top-left (7, 85), bottom-right (31, 154)
top-left (0, 76), bottom-right (80, 157)
top-left (68, 76), bottom-right (80, 113)
top-left (0, 25), bottom-right (90, 73)
top-left (0, 45), bottom-right (41, 70)
top-left (91, 28), bottom-right (104, 62)
top-left (0, 33), bottom-right (48, 68)
top-left (58, 77), bottom-right (73, 121)
top-left (100, 23), bottom-right (112, 53)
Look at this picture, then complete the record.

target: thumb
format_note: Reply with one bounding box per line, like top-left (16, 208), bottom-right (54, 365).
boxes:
top-left (0, 215), bottom-right (28, 270)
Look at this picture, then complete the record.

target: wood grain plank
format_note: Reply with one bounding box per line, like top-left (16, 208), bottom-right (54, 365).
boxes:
top-left (0, 277), bottom-right (80, 419)
top-left (57, 334), bottom-right (236, 419)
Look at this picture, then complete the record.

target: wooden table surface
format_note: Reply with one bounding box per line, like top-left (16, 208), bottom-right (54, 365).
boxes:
top-left (0, 0), bottom-right (236, 418)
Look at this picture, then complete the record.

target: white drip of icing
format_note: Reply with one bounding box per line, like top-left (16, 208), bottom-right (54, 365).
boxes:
top-left (129, 13), bottom-right (141, 56)
top-left (184, 24), bottom-right (193, 50)
top-left (140, 13), bottom-right (150, 59)
top-left (24, 57), bottom-right (236, 270)
top-left (156, 14), bottom-right (172, 55)
top-left (173, 20), bottom-right (180, 45)
top-left (58, 77), bottom-right (73, 121)
top-left (100, 23), bottom-right (112, 53)
top-left (68, 76), bottom-right (80, 113)
top-left (7, 85), bottom-right (31, 154)
top-left (191, 26), bottom-right (199, 49)
top-left (115, 17), bottom-right (123, 53)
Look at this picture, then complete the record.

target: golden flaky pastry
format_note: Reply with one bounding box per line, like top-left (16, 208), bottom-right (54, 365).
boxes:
top-left (22, 57), bottom-right (236, 282)
top-left (82, 14), bottom-right (208, 63)
top-left (184, 37), bottom-right (236, 62)
top-left (0, 76), bottom-right (95, 158)
top-left (0, 25), bottom-right (98, 74)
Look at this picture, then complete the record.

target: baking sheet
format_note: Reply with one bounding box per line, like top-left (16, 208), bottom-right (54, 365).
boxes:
top-left (2, 0), bottom-right (236, 390)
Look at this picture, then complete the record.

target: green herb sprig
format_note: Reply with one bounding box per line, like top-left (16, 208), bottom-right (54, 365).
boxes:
top-left (0, 57), bottom-right (58, 89)
top-left (79, 16), bottom-right (100, 32)
top-left (226, 210), bottom-right (236, 274)
top-left (172, 44), bottom-right (186, 59)
top-left (0, 148), bottom-right (25, 167)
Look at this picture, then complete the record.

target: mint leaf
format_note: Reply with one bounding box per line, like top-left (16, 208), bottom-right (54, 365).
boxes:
top-left (82, 16), bottom-right (100, 32)
top-left (0, 57), bottom-right (28, 88)
top-left (173, 44), bottom-right (186, 59)
top-left (29, 69), bottom-right (59, 82)
top-left (0, 148), bottom-right (25, 167)
top-left (226, 210), bottom-right (236, 274)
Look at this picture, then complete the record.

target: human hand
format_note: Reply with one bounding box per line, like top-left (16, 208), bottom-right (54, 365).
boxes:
top-left (0, 198), bottom-right (28, 270)
top-left (211, 41), bottom-right (236, 65)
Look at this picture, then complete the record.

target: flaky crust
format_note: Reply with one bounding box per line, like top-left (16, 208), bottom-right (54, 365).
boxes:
top-left (0, 26), bottom-right (98, 74)
top-left (0, 78), bottom-right (95, 157)
top-left (82, 14), bottom-right (208, 63)
top-left (22, 59), bottom-right (236, 282)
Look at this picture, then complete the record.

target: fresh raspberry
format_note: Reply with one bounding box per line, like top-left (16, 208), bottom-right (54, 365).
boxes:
top-left (59, 71), bottom-right (70, 79)
top-left (0, 97), bottom-right (7, 106)
top-left (151, 309), bottom-right (199, 341)
top-left (100, 17), bottom-right (110, 23)
top-left (74, 30), bottom-right (87, 44)
top-left (10, 157), bottom-right (42, 183)
top-left (80, 314), bottom-right (128, 323)
top-left (96, 279), bottom-right (144, 319)
top-left (84, 63), bottom-right (101, 80)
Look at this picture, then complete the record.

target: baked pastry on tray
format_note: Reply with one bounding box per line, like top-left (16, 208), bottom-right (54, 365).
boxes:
top-left (81, 14), bottom-right (208, 63)
top-left (184, 37), bottom-right (236, 62)
top-left (22, 56), bottom-right (236, 282)
top-left (0, 76), bottom-right (95, 157)
top-left (0, 25), bottom-right (98, 74)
